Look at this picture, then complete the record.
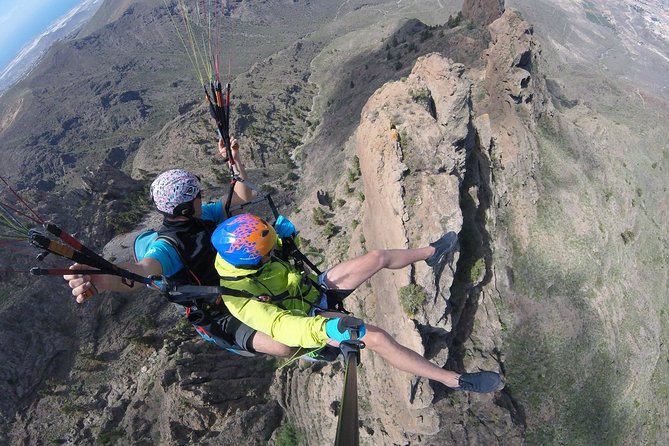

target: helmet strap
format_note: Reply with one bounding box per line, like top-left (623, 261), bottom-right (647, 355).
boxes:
top-left (170, 200), bottom-right (196, 218)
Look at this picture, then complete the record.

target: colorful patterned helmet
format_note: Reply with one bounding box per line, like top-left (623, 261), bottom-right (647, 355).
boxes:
top-left (211, 214), bottom-right (277, 268)
top-left (150, 169), bottom-right (201, 216)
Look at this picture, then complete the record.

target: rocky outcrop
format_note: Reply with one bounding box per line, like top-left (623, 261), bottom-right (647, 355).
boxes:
top-left (462, 0), bottom-right (505, 27)
top-left (356, 53), bottom-right (469, 337)
top-left (274, 8), bottom-right (552, 444)
top-left (486, 9), bottom-right (537, 108)
top-left (355, 53), bottom-right (470, 438)
top-left (275, 48), bottom-right (522, 443)
top-left (478, 8), bottom-right (550, 249)
top-left (8, 309), bottom-right (283, 445)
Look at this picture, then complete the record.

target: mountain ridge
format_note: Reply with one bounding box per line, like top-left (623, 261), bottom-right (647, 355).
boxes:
top-left (0, 0), bottom-right (667, 444)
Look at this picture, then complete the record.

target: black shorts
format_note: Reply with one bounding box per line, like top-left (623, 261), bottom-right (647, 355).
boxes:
top-left (215, 313), bottom-right (257, 353)
top-left (186, 308), bottom-right (258, 357)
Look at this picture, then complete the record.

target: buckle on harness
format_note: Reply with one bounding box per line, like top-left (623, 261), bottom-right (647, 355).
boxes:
top-left (148, 274), bottom-right (170, 293)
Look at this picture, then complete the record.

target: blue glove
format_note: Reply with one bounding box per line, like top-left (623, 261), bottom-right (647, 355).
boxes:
top-left (325, 316), bottom-right (366, 341)
top-left (275, 215), bottom-right (297, 238)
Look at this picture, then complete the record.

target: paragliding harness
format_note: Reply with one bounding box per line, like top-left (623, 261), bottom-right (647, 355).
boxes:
top-left (133, 220), bottom-right (360, 441)
top-left (272, 238), bottom-right (351, 313)
top-left (133, 219), bottom-right (265, 357)
top-left (212, 239), bottom-right (351, 313)
top-left (134, 222), bottom-right (348, 306)
top-left (131, 217), bottom-right (348, 355)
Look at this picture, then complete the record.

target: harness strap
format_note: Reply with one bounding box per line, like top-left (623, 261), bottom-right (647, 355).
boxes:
top-left (324, 289), bottom-right (353, 313)
top-left (156, 233), bottom-right (204, 286)
top-left (159, 225), bottom-right (348, 313)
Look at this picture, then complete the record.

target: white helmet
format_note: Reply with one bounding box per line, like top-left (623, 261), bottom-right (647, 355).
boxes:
top-left (150, 169), bottom-right (201, 216)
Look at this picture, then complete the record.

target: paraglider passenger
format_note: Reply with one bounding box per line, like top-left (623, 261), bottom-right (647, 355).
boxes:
top-left (63, 138), bottom-right (303, 357)
top-left (209, 213), bottom-right (504, 393)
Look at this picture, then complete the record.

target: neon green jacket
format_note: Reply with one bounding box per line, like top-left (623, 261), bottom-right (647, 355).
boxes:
top-left (215, 253), bottom-right (329, 348)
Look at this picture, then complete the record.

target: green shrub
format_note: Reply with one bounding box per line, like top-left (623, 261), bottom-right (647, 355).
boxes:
top-left (398, 284), bottom-right (428, 316)
top-left (409, 87), bottom-right (431, 102)
top-left (323, 222), bottom-right (339, 239)
top-left (351, 155), bottom-right (361, 176)
top-left (137, 315), bottom-right (157, 330)
top-left (275, 422), bottom-right (302, 446)
top-left (470, 257), bottom-right (486, 282)
top-left (621, 230), bottom-right (635, 244)
top-left (213, 168), bottom-right (231, 184)
top-left (61, 401), bottom-right (85, 415)
top-left (191, 137), bottom-right (208, 145)
top-left (166, 317), bottom-right (193, 342)
top-left (127, 336), bottom-right (158, 352)
top-left (419, 30), bottom-right (433, 42)
top-left (447, 12), bottom-right (462, 28)
top-left (347, 168), bottom-right (358, 183)
top-left (312, 207), bottom-right (327, 225)
top-left (260, 184), bottom-right (278, 195)
top-left (98, 428), bottom-right (125, 445)
top-left (399, 130), bottom-right (410, 147)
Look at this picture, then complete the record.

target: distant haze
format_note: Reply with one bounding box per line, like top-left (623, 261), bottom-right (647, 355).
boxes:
top-left (0, 0), bottom-right (104, 94)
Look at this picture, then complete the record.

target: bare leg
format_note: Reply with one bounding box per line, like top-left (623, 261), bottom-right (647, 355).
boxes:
top-left (329, 323), bottom-right (460, 388)
top-left (324, 247), bottom-right (434, 290)
top-left (250, 331), bottom-right (300, 358)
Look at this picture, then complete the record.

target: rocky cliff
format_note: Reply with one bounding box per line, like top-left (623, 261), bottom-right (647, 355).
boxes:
top-left (1, 0), bottom-right (668, 445)
top-left (272, 5), bottom-right (531, 444)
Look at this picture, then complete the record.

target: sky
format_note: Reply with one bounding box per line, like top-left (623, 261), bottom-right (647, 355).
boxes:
top-left (0, 0), bottom-right (82, 71)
